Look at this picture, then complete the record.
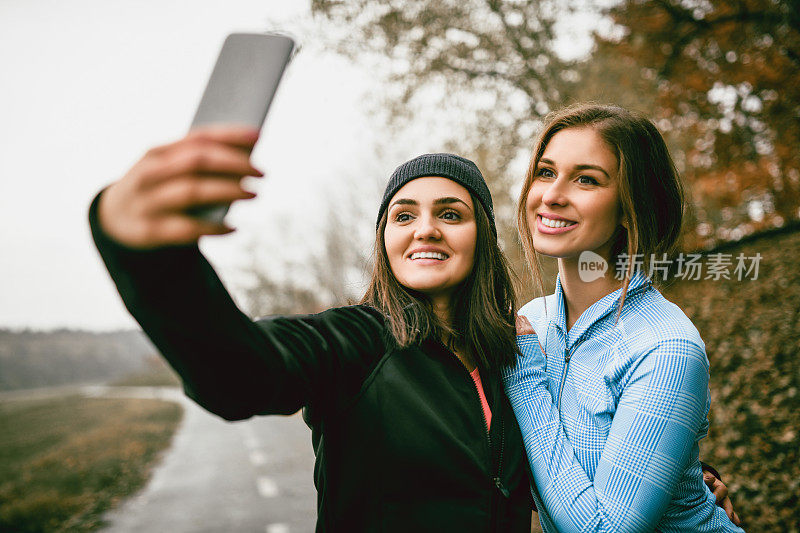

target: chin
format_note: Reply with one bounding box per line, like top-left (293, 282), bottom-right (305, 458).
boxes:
top-left (400, 278), bottom-right (446, 293)
top-left (533, 246), bottom-right (570, 259)
top-left (409, 284), bottom-right (448, 295)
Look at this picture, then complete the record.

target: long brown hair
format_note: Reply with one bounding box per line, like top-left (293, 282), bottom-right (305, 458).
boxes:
top-left (517, 103), bottom-right (685, 314)
top-left (361, 192), bottom-right (518, 370)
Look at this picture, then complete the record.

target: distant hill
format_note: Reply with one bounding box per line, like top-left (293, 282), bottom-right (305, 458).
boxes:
top-left (0, 329), bottom-right (154, 391)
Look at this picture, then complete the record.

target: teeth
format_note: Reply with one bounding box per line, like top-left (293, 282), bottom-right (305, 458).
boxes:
top-left (540, 216), bottom-right (576, 228)
top-left (410, 251), bottom-right (447, 260)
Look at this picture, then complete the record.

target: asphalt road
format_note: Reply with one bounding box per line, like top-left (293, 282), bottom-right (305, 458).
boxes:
top-left (92, 387), bottom-right (318, 533)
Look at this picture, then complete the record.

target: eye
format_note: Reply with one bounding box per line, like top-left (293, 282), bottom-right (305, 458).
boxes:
top-left (536, 167), bottom-right (556, 179)
top-left (577, 175), bottom-right (599, 185)
top-left (394, 212), bottom-right (413, 223)
top-left (440, 209), bottom-right (462, 221)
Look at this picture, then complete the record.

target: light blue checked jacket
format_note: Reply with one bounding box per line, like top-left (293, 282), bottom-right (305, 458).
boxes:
top-left (503, 270), bottom-right (745, 532)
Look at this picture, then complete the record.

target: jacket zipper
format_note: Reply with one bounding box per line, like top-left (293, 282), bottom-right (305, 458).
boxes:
top-left (491, 416), bottom-right (508, 533)
top-left (473, 374), bottom-right (509, 533)
top-left (465, 364), bottom-right (509, 533)
top-left (468, 369), bottom-right (508, 496)
top-left (556, 343), bottom-right (577, 414)
top-left (555, 280), bottom-right (653, 415)
top-left (494, 416), bottom-right (508, 496)
top-left (443, 341), bottom-right (510, 530)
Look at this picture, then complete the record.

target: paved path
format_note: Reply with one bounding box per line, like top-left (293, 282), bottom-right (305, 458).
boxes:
top-left (85, 386), bottom-right (317, 533)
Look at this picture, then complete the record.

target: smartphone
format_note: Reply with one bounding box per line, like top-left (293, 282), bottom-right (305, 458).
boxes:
top-left (187, 32), bottom-right (296, 223)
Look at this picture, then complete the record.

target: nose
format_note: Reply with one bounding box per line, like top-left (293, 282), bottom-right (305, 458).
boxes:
top-left (540, 177), bottom-right (569, 207)
top-left (413, 213), bottom-right (441, 240)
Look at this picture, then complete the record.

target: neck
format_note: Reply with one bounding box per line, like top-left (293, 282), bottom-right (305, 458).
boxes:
top-left (431, 295), bottom-right (453, 327)
top-left (431, 295), bottom-right (476, 371)
top-left (557, 257), bottom-right (623, 331)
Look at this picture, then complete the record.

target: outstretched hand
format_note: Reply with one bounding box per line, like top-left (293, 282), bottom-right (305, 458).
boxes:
top-left (97, 126), bottom-right (264, 249)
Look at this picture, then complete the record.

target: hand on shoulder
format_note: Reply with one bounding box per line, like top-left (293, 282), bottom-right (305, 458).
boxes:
top-left (515, 315), bottom-right (536, 335)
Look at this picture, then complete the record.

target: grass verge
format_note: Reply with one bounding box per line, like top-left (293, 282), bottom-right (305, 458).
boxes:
top-left (110, 367), bottom-right (181, 388)
top-left (0, 395), bottom-right (182, 532)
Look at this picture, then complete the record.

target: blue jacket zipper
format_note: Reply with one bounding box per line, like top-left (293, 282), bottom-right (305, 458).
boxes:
top-left (555, 281), bottom-right (653, 415)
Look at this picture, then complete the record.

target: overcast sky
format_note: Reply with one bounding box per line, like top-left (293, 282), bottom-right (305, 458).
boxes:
top-left (0, 0), bottom-right (404, 331)
top-left (0, 0), bottom-right (600, 331)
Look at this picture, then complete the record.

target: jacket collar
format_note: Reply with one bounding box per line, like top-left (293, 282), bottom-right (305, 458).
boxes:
top-left (422, 337), bottom-right (503, 400)
top-left (552, 269), bottom-right (652, 345)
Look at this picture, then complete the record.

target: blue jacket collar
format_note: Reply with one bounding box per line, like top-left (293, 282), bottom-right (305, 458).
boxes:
top-left (552, 269), bottom-right (652, 344)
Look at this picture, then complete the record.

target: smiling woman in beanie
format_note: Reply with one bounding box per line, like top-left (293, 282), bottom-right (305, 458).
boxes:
top-left (89, 127), bottom-right (534, 531)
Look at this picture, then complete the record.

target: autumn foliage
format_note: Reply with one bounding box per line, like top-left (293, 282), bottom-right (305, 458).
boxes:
top-left (660, 227), bottom-right (800, 531)
top-left (599, 0), bottom-right (800, 250)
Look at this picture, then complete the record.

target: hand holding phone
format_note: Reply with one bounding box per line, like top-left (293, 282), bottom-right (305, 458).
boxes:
top-left (97, 126), bottom-right (263, 250)
top-left (187, 32), bottom-right (295, 223)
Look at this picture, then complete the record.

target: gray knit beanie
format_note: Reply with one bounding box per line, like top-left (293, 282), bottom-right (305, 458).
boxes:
top-left (376, 153), bottom-right (496, 236)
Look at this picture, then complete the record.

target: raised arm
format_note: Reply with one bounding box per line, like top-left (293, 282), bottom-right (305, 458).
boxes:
top-left (90, 126), bottom-right (384, 420)
top-left (504, 333), bottom-right (715, 532)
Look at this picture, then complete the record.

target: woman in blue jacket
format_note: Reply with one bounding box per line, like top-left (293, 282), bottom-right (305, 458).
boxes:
top-left (505, 103), bottom-right (745, 532)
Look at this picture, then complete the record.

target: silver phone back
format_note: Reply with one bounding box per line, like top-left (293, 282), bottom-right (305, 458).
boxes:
top-left (188, 33), bottom-right (294, 222)
top-left (191, 33), bottom-right (295, 129)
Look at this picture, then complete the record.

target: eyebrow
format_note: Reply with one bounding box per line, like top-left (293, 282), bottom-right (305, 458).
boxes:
top-left (539, 158), bottom-right (611, 179)
top-left (389, 197), bottom-right (472, 210)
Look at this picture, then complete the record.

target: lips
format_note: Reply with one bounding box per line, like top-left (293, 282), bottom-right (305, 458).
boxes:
top-left (536, 214), bottom-right (578, 234)
top-left (539, 215), bottom-right (577, 228)
top-left (410, 251), bottom-right (448, 260)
